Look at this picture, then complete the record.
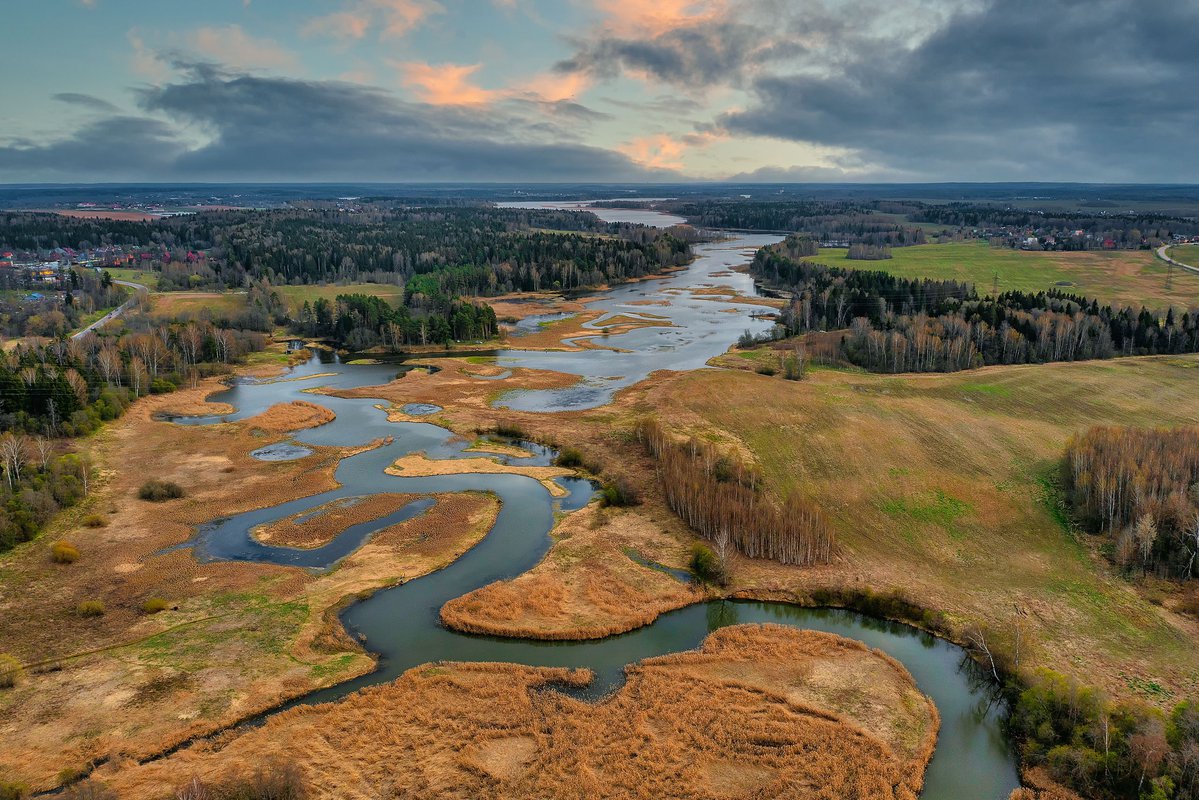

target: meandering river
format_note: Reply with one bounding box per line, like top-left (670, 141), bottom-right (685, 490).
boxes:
top-left (171, 202), bottom-right (1020, 798)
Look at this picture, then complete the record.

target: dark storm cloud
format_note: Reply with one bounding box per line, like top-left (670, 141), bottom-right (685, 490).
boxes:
top-left (0, 66), bottom-right (662, 182)
top-left (0, 117), bottom-right (183, 179)
top-left (556, 21), bottom-right (785, 88)
top-left (720, 0), bottom-right (1199, 181)
top-left (52, 93), bottom-right (121, 113)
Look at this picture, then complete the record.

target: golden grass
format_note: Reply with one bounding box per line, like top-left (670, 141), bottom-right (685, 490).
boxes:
top-left (441, 505), bottom-right (702, 639)
top-left (251, 493), bottom-right (419, 548)
top-left (386, 452), bottom-right (573, 497)
top-left (0, 375), bottom-right (502, 791)
top-left (91, 625), bottom-right (937, 800)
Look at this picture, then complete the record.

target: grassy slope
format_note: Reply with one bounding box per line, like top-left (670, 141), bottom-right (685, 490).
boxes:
top-left (103, 267), bottom-right (160, 290)
top-left (803, 241), bottom-right (1195, 310)
top-left (1169, 244), bottom-right (1199, 269)
top-left (146, 283), bottom-right (406, 320)
top-left (657, 356), bottom-right (1199, 702)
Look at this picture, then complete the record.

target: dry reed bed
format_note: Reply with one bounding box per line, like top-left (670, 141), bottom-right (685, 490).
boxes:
top-left (252, 493), bottom-right (419, 548)
top-left (441, 506), bottom-right (702, 640)
top-left (385, 452), bottom-right (573, 497)
top-left (92, 625), bottom-right (938, 800)
top-left (0, 375), bottom-right (503, 790)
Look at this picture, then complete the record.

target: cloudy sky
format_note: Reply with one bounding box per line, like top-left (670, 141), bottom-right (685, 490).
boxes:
top-left (1, 0), bottom-right (1195, 183)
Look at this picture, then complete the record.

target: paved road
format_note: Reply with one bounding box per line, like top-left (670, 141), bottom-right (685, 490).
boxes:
top-left (1156, 245), bottom-right (1199, 277)
top-left (71, 279), bottom-right (149, 339)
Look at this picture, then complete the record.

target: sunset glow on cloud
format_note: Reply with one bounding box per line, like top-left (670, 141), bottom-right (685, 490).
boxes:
top-left (1, 0), bottom-right (1195, 182)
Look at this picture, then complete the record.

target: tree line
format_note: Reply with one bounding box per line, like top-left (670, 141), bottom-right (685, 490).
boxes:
top-left (754, 240), bottom-right (1199, 373)
top-left (295, 292), bottom-right (497, 350)
top-left (596, 199), bottom-right (930, 246)
top-left (0, 433), bottom-right (92, 553)
top-left (1065, 426), bottom-right (1199, 580)
top-left (635, 418), bottom-right (833, 567)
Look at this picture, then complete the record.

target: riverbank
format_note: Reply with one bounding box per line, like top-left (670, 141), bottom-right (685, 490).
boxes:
top-left (0, 370), bottom-right (502, 790)
top-left (85, 625), bottom-right (940, 800)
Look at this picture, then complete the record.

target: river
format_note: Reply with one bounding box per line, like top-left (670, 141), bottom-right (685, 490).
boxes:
top-left (168, 201), bottom-right (1020, 798)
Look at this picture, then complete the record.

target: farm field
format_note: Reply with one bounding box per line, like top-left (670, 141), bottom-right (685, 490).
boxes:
top-left (103, 267), bottom-right (160, 290)
top-left (1169, 243), bottom-right (1199, 269)
top-left (646, 355), bottom-right (1199, 703)
top-left (804, 241), bottom-right (1195, 310)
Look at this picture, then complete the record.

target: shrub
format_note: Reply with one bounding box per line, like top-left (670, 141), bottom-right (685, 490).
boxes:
top-left (81, 514), bottom-right (108, 528)
top-left (599, 479), bottom-right (638, 508)
top-left (0, 780), bottom-right (28, 800)
top-left (755, 363), bottom-right (777, 376)
top-left (553, 447), bottom-right (584, 468)
top-left (0, 653), bottom-right (25, 689)
top-left (141, 597), bottom-right (170, 614)
top-left (77, 600), bottom-right (105, 618)
top-left (138, 479), bottom-right (185, 502)
top-left (61, 780), bottom-right (117, 800)
top-left (689, 542), bottom-right (728, 586)
top-left (149, 378), bottom-right (176, 394)
top-left (493, 421), bottom-right (527, 439)
top-left (51, 541), bottom-right (80, 564)
top-left (176, 761), bottom-right (307, 800)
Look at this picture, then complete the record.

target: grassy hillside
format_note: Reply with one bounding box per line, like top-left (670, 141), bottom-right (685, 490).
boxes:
top-left (803, 241), bottom-right (1193, 310)
top-left (1169, 243), bottom-right (1199, 269)
top-left (655, 356), bottom-right (1199, 702)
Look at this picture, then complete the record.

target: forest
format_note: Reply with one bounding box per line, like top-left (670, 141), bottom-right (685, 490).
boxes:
top-left (1065, 426), bottom-right (1199, 580)
top-left (0, 207), bottom-right (693, 294)
top-left (596, 199), bottom-right (930, 246)
top-left (635, 418), bottom-right (833, 567)
top-left (753, 238), bottom-right (1199, 373)
top-left (294, 292), bottom-right (497, 349)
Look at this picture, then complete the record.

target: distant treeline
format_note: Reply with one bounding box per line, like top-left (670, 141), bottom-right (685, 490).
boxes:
top-left (1065, 426), bottom-right (1199, 580)
top-left (596, 199), bottom-right (929, 247)
top-left (635, 418), bottom-right (833, 567)
top-left (0, 207), bottom-right (692, 295)
top-left (911, 203), bottom-right (1199, 248)
top-left (754, 237), bottom-right (1199, 373)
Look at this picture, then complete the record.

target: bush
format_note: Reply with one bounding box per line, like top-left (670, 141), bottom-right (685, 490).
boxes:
top-left (141, 597), bottom-right (170, 614)
top-left (755, 363), bottom-right (777, 376)
top-left (599, 479), bottom-right (638, 508)
top-left (0, 653), bottom-right (24, 689)
top-left (493, 421), bottom-right (527, 439)
top-left (176, 761), bottom-right (307, 800)
top-left (61, 780), bottom-right (117, 800)
top-left (689, 542), bottom-right (728, 586)
top-left (51, 541), bottom-right (80, 564)
top-left (553, 447), bottom-right (584, 468)
top-left (81, 513), bottom-right (108, 528)
top-left (149, 378), bottom-right (177, 394)
top-left (138, 479), bottom-right (185, 502)
top-left (0, 780), bottom-right (28, 800)
top-left (76, 600), bottom-right (105, 618)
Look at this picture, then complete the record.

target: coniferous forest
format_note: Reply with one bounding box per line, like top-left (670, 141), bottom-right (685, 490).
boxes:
top-left (754, 237), bottom-right (1199, 373)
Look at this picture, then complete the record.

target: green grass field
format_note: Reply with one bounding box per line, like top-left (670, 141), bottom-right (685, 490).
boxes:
top-left (103, 267), bottom-right (160, 290)
top-left (1168, 244), bottom-right (1199, 270)
top-left (273, 283), bottom-right (405, 312)
top-left (804, 241), bottom-right (1195, 310)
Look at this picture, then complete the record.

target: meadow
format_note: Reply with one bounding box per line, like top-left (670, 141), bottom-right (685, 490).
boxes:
top-left (803, 241), bottom-right (1194, 310)
top-left (1169, 243), bottom-right (1199, 269)
top-left (653, 355), bottom-right (1199, 703)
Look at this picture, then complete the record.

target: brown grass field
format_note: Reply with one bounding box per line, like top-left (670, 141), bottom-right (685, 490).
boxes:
top-left (252, 493), bottom-right (422, 548)
top-left (0, 378), bottom-right (501, 790)
top-left (89, 625), bottom-right (938, 800)
top-left (442, 504), bottom-right (702, 639)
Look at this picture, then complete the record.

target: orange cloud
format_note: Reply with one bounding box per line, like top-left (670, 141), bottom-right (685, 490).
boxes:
top-left (594, 0), bottom-right (728, 35)
top-left (621, 134), bottom-right (687, 170)
top-left (398, 62), bottom-right (496, 105)
top-left (621, 130), bottom-right (726, 170)
top-left (304, 0), bottom-right (443, 40)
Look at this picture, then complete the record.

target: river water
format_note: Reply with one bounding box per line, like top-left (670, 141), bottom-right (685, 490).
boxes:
top-left (168, 201), bottom-right (1019, 798)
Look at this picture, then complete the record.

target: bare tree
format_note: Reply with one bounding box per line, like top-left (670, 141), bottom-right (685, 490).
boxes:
top-left (1, 433), bottom-right (29, 491)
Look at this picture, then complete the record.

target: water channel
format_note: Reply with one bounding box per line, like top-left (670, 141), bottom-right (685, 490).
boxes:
top-left (168, 202), bottom-right (1020, 798)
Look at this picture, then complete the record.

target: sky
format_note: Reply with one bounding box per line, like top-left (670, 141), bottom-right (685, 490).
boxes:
top-left (0, 0), bottom-right (1196, 184)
